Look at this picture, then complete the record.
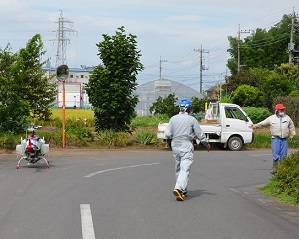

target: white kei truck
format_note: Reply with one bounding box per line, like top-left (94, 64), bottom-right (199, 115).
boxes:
top-left (157, 102), bottom-right (254, 151)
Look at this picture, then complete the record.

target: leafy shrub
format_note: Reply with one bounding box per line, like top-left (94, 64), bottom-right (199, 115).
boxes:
top-left (41, 131), bottom-right (62, 146)
top-left (243, 107), bottom-right (271, 124)
top-left (190, 112), bottom-right (205, 121)
top-left (66, 125), bottom-right (94, 141)
top-left (220, 95), bottom-right (233, 103)
top-left (232, 84), bottom-right (262, 107)
top-left (260, 152), bottom-right (299, 204)
top-left (135, 129), bottom-right (156, 145)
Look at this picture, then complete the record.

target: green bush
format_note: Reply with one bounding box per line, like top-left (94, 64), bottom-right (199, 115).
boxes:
top-left (243, 107), bottom-right (271, 124)
top-left (66, 125), bottom-right (94, 141)
top-left (260, 152), bottom-right (299, 204)
top-left (135, 129), bottom-right (156, 145)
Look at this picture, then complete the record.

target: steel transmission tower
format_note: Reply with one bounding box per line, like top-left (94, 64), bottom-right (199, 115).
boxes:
top-left (54, 10), bottom-right (77, 67)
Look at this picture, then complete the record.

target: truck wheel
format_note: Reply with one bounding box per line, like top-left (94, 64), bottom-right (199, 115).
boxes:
top-left (228, 136), bottom-right (243, 151)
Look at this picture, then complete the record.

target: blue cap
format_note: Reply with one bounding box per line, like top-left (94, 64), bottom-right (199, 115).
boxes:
top-left (179, 98), bottom-right (191, 109)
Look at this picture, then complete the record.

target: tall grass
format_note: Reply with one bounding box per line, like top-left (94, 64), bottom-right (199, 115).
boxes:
top-left (97, 130), bottom-right (133, 148)
top-left (246, 133), bottom-right (271, 148)
top-left (135, 129), bottom-right (157, 145)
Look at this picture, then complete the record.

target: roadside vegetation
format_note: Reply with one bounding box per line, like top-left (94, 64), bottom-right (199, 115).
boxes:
top-left (259, 152), bottom-right (299, 205)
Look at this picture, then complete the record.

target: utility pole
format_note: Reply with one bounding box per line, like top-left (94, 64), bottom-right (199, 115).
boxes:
top-left (237, 24), bottom-right (250, 72)
top-left (288, 8), bottom-right (299, 63)
top-left (54, 10), bottom-right (77, 67)
top-left (159, 56), bottom-right (167, 79)
top-left (195, 45), bottom-right (209, 94)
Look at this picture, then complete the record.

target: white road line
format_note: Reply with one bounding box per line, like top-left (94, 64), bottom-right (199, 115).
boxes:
top-left (80, 204), bottom-right (96, 239)
top-left (84, 163), bottom-right (160, 178)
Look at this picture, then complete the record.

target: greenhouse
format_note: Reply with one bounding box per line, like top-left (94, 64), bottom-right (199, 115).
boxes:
top-left (134, 78), bottom-right (203, 116)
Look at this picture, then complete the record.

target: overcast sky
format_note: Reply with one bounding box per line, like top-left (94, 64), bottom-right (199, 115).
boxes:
top-left (0, 0), bottom-right (298, 92)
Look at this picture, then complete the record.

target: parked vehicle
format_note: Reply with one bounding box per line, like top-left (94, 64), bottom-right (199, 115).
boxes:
top-left (157, 102), bottom-right (254, 151)
top-left (16, 125), bottom-right (50, 169)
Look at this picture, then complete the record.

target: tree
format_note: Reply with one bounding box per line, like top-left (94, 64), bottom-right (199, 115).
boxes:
top-left (149, 94), bottom-right (178, 118)
top-left (0, 93), bottom-right (30, 133)
top-left (274, 63), bottom-right (299, 90)
top-left (12, 34), bottom-right (57, 120)
top-left (224, 69), bottom-right (266, 93)
top-left (190, 97), bottom-right (206, 113)
top-left (261, 72), bottom-right (292, 109)
top-left (231, 84), bottom-right (262, 107)
top-left (0, 45), bottom-right (30, 133)
top-left (227, 13), bottom-right (297, 74)
top-left (85, 26), bottom-right (144, 132)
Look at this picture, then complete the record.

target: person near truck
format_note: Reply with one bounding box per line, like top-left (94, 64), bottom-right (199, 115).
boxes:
top-left (250, 103), bottom-right (296, 173)
top-left (165, 98), bottom-right (211, 201)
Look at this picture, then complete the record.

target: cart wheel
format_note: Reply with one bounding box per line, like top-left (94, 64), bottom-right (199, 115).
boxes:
top-left (16, 163), bottom-right (20, 169)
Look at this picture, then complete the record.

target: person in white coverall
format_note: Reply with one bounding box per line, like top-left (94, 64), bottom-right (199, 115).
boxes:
top-left (165, 98), bottom-right (211, 201)
top-left (250, 103), bottom-right (296, 173)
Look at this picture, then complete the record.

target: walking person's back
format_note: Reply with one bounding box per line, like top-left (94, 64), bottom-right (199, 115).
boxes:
top-left (165, 98), bottom-right (210, 201)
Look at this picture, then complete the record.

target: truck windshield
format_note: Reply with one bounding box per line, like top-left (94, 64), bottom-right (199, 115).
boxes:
top-left (225, 107), bottom-right (247, 121)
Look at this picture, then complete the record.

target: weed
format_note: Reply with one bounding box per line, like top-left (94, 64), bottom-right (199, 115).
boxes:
top-left (97, 130), bottom-right (132, 148)
top-left (135, 129), bottom-right (156, 145)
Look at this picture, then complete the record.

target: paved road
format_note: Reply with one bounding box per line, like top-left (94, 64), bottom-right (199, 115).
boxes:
top-left (0, 148), bottom-right (298, 239)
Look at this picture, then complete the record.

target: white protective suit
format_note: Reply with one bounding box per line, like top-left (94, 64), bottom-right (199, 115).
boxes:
top-left (165, 112), bottom-right (209, 193)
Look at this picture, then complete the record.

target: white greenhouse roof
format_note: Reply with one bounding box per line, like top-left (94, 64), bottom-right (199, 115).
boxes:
top-left (134, 78), bottom-right (203, 116)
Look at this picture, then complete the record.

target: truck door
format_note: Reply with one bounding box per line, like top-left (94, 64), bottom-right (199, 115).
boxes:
top-left (221, 106), bottom-right (253, 144)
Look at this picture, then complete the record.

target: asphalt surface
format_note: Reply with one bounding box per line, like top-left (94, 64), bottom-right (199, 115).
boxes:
top-left (0, 148), bottom-right (299, 239)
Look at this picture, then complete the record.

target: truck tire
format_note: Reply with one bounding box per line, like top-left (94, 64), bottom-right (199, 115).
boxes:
top-left (228, 136), bottom-right (243, 151)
